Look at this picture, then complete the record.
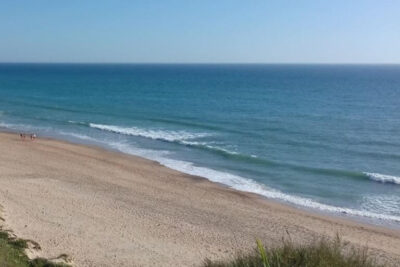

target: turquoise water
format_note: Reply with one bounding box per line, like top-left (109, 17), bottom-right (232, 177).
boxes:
top-left (1, 64), bottom-right (400, 225)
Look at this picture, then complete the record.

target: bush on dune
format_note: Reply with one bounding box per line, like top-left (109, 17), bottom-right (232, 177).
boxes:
top-left (0, 229), bottom-right (68, 267)
top-left (203, 236), bottom-right (379, 267)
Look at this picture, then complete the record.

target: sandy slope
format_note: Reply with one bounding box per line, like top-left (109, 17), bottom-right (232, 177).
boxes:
top-left (0, 132), bottom-right (399, 266)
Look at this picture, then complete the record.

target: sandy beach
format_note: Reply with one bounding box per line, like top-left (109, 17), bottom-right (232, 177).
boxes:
top-left (0, 131), bottom-right (399, 266)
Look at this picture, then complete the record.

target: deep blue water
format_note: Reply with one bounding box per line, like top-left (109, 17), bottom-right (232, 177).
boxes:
top-left (1, 64), bottom-right (400, 225)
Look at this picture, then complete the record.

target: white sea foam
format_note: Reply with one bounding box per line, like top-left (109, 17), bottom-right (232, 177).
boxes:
top-left (89, 123), bottom-right (210, 142)
top-left (0, 122), bottom-right (12, 128)
top-left (362, 195), bottom-right (400, 216)
top-left (157, 160), bottom-right (400, 222)
top-left (68, 120), bottom-right (87, 125)
top-left (89, 123), bottom-right (243, 156)
top-left (108, 141), bottom-right (171, 159)
top-left (364, 172), bottom-right (400, 185)
top-left (204, 145), bottom-right (239, 155)
top-left (0, 122), bottom-right (22, 129)
top-left (107, 141), bottom-right (400, 223)
top-left (0, 122), bottom-right (51, 132)
top-left (2, 121), bottom-right (400, 223)
top-left (56, 130), bottom-right (171, 158)
top-left (181, 140), bottom-right (239, 155)
top-left (58, 131), bottom-right (98, 141)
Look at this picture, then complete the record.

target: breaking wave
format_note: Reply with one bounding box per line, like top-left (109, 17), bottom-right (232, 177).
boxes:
top-left (89, 123), bottom-right (210, 142)
top-left (364, 172), bottom-right (400, 185)
top-left (88, 123), bottom-right (239, 155)
top-left (106, 141), bottom-right (400, 223)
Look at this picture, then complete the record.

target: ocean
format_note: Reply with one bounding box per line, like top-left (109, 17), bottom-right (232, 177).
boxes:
top-left (1, 63), bottom-right (399, 226)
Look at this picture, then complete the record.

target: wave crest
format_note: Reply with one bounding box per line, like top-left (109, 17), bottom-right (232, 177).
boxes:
top-left (364, 172), bottom-right (400, 185)
top-left (89, 123), bottom-right (210, 142)
top-left (108, 141), bottom-right (400, 223)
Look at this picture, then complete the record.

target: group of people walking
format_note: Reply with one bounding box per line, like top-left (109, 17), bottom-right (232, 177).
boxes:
top-left (20, 133), bottom-right (36, 141)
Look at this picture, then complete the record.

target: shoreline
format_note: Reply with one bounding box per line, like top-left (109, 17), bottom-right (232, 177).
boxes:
top-left (0, 131), bottom-right (399, 266)
top-left (2, 127), bottom-right (399, 229)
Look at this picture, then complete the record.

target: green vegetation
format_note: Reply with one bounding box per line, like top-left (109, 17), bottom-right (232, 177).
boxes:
top-left (0, 229), bottom-right (68, 267)
top-left (203, 236), bottom-right (380, 267)
top-left (1, 225), bottom-right (383, 267)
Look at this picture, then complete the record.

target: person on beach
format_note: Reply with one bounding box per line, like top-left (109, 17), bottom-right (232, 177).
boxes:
top-left (30, 134), bottom-right (36, 141)
top-left (20, 133), bottom-right (26, 140)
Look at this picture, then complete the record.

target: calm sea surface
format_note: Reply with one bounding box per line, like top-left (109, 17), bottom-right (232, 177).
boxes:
top-left (1, 64), bottom-right (399, 225)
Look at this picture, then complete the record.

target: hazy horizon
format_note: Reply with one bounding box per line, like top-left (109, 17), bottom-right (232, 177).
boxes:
top-left (1, 62), bottom-right (400, 65)
top-left (1, 1), bottom-right (399, 64)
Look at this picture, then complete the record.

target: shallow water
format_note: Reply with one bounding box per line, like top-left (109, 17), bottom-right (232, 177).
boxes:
top-left (1, 63), bottom-right (399, 225)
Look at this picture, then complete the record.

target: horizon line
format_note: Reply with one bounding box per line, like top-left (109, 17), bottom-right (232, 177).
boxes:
top-left (1, 62), bottom-right (400, 65)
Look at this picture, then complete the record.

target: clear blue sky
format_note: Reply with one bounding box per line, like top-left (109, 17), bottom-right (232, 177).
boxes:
top-left (1, 0), bottom-right (399, 63)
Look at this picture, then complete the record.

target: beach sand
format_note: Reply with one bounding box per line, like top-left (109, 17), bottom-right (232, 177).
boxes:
top-left (0, 132), bottom-right (399, 266)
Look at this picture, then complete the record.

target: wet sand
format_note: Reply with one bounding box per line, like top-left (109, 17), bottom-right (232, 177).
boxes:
top-left (0, 132), bottom-right (399, 266)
